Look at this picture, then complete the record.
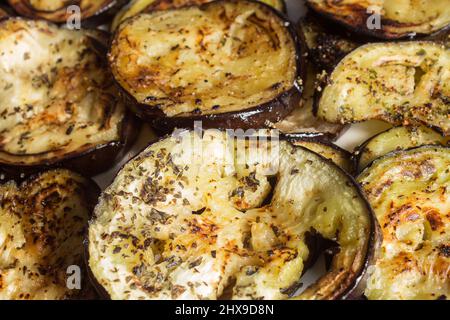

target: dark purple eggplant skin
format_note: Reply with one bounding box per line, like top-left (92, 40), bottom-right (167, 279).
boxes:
top-left (84, 130), bottom-right (379, 300)
top-left (305, 0), bottom-right (450, 40)
top-left (111, 0), bottom-right (305, 134)
top-left (0, 112), bottom-right (140, 181)
top-left (7, 0), bottom-right (127, 27)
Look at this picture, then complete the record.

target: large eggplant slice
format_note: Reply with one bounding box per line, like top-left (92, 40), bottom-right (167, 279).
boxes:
top-left (0, 18), bottom-right (138, 178)
top-left (316, 42), bottom-right (450, 136)
top-left (7, 0), bottom-right (127, 25)
top-left (111, 0), bottom-right (286, 31)
top-left (358, 146), bottom-right (450, 299)
top-left (271, 63), bottom-right (345, 139)
top-left (0, 169), bottom-right (99, 299)
top-left (354, 126), bottom-right (449, 173)
top-left (306, 0), bottom-right (450, 39)
top-left (88, 130), bottom-right (376, 300)
top-left (109, 0), bottom-right (303, 131)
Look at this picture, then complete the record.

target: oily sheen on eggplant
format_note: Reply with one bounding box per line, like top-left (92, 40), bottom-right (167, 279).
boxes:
top-left (306, 0), bottom-right (450, 39)
top-left (358, 146), bottom-right (450, 300)
top-left (88, 130), bottom-right (375, 300)
top-left (7, 0), bottom-right (127, 25)
top-left (316, 42), bottom-right (450, 136)
top-left (109, 0), bottom-right (302, 130)
top-left (0, 169), bottom-right (99, 299)
top-left (354, 126), bottom-right (449, 173)
top-left (111, 0), bottom-right (286, 31)
top-left (0, 18), bottom-right (137, 177)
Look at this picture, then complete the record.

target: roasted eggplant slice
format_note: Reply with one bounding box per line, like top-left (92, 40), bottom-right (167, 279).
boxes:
top-left (271, 63), bottom-right (345, 139)
top-left (88, 130), bottom-right (376, 300)
top-left (7, 0), bottom-right (127, 25)
top-left (354, 126), bottom-right (449, 173)
top-left (287, 135), bottom-right (353, 173)
top-left (111, 0), bottom-right (286, 31)
top-left (109, 0), bottom-right (302, 131)
top-left (299, 13), bottom-right (362, 71)
top-left (306, 0), bottom-right (450, 39)
top-left (0, 18), bottom-right (138, 177)
top-left (358, 146), bottom-right (450, 299)
top-left (316, 42), bottom-right (450, 136)
top-left (0, 169), bottom-right (99, 299)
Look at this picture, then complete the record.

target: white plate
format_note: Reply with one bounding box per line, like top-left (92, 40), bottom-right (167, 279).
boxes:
top-left (91, 0), bottom-right (391, 292)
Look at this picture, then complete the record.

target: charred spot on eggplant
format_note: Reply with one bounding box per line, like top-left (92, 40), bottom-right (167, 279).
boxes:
top-left (109, 0), bottom-right (302, 131)
top-left (358, 146), bottom-right (450, 299)
top-left (354, 126), bottom-right (449, 173)
top-left (88, 130), bottom-right (376, 300)
top-left (111, 0), bottom-right (286, 31)
top-left (0, 169), bottom-right (99, 299)
top-left (316, 42), bottom-right (450, 136)
top-left (306, 0), bottom-right (450, 39)
top-left (7, 0), bottom-right (127, 25)
top-left (0, 18), bottom-right (138, 177)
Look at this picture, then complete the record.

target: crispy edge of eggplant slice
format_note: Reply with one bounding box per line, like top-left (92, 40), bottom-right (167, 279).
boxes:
top-left (110, 0), bottom-right (304, 132)
top-left (353, 126), bottom-right (449, 174)
top-left (87, 130), bottom-right (377, 300)
top-left (306, 0), bottom-right (450, 40)
top-left (7, 0), bottom-right (128, 26)
top-left (111, 0), bottom-right (286, 31)
top-left (0, 18), bottom-right (140, 179)
top-left (0, 169), bottom-right (100, 299)
top-left (314, 41), bottom-right (450, 136)
top-left (286, 134), bottom-right (353, 174)
top-left (357, 145), bottom-right (450, 300)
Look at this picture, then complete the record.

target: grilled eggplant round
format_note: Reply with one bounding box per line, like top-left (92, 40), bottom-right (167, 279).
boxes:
top-left (111, 0), bottom-right (286, 31)
top-left (109, 0), bottom-right (303, 131)
top-left (306, 0), bottom-right (450, 39)
top-left (315, 42), bottom-right (450, 136)
top-left (7, 0), bottom-right (127, 25)
top-left (0, 18), bottom-right (138, 178)
top-left (288, 135), bottom-right (353, 173)
top-left (358, 146), bottom-right (450, 299)
top-left (0, 169), bottom-right (99, 299)
top-left (88, 130), bottom-right (376, 300)
top-left (354, 126), bottom-right (449, 173)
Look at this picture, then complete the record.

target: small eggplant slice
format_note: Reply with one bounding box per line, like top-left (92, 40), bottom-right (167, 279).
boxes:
top-left (306, 0), bottom-right (450, 39)
top-left (111, 0), bottom-right (286, 31)
top-left (271, 63), bottom-right (345, 140)
top-left (0, 18), bottom-right (138, 177)
top-left (287, 135), bottom-right (353, 173)
top-left (354, 126), bottom-right (449, 173)
top-left (0, 169), bottom-right (99, 300)
top-left (88, 130), bottom-right (376, 300)
top-left (7, 0), bottom-right (127, 25)
top-left (109, 0), bottom-right (302, 131)
top-left (316, 42), bottom-right (450, 136)
top-left (299, 13), bottom-right (362, 71)
top-left (358, 146), bottom-right (450, 300)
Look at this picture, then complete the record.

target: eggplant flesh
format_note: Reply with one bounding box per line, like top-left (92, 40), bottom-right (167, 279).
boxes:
top-left (316, 42), bottom-right (450, 136)
top-left (306, 0), bottom-right (450, 39)
top-left (109, 0), bottom-right (301, 124)
top-left (355, 126), bottom-right (449, 173)
top-left (0, 169), bottom-right (99, 300)
top-left (358, 146), bottom-right (450, 300)
top-left (0, 18), bottom-right (131, 174)
top-left (7, 0), bottom-right (126, 24)
top-left (88, 130), bottom-right (374, 300)
top-left (111, 0), bottom-right (286, 31)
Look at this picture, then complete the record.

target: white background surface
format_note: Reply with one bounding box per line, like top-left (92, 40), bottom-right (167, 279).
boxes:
top-left (92, 0), bottom-right (391, 292)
